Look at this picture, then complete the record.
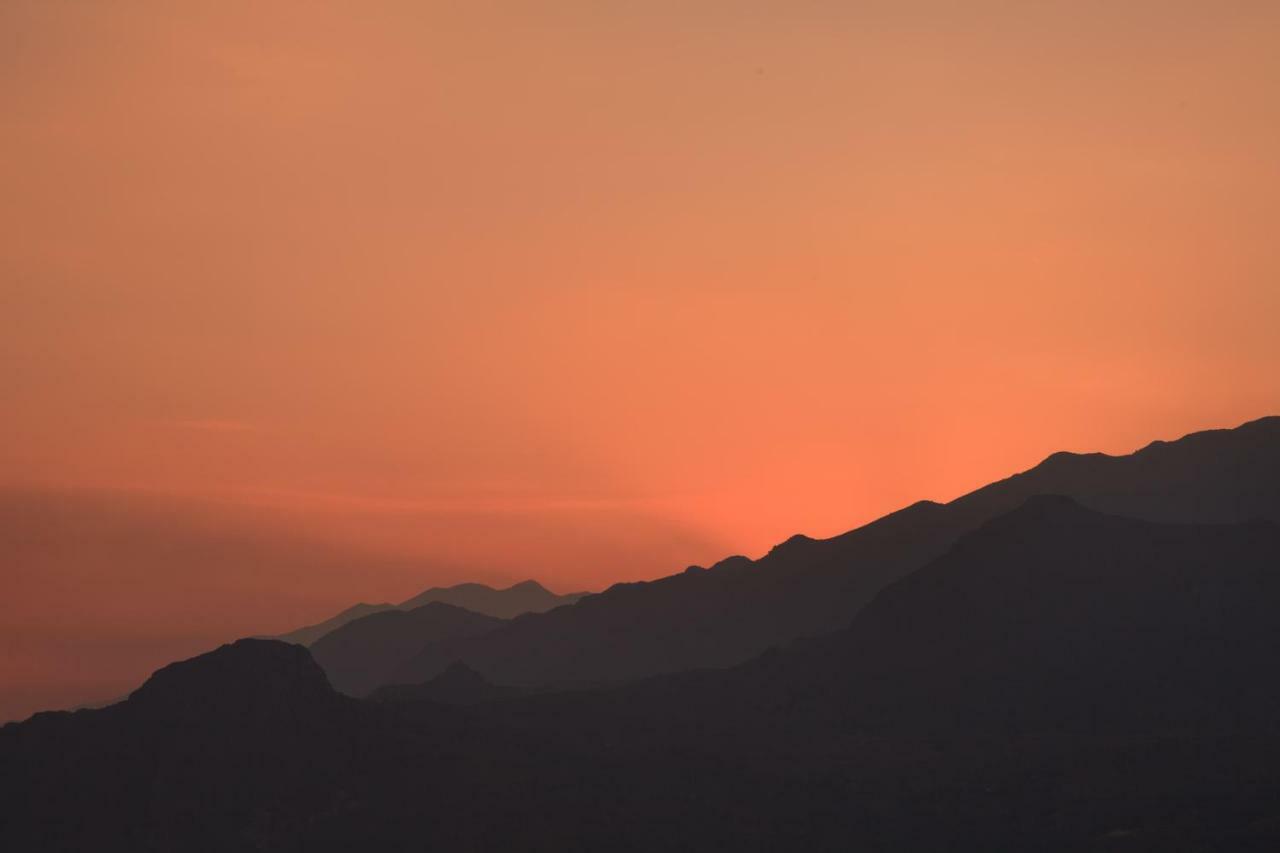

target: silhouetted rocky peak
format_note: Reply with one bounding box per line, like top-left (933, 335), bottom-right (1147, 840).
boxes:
top-left (128, 639), bottom-right (337, 718)
top-left (768, 533), bottom-right (817, 558)
top-left (707, 555), bottom-right (753, 574)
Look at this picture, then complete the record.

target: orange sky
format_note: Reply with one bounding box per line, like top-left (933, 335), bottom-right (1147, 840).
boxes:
top-left (3, 1), bottom-right (1280, 720)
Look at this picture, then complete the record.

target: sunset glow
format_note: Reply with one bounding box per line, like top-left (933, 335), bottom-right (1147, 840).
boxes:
top-left (3, 0), bottom-right (1279, 721)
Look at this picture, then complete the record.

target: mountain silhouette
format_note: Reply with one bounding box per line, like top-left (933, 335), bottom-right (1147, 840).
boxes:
top-left (276, 601), bottom-right (397, 646)
top-left (127, 638), bottom-right (344, 719)
top-left (7, 497), bottom-right (1280, 850)
top-left (275, 580), bottom-right (585, 646)
top-left (1, 640), bottom-right (358, 850)
top-left (370, 660), bottom-right (522, 705)
top-left (655, 495), bottom-right (1280, 735)
top-left (383, 416), bottom-right (1280, 692)
top-left (7, 416), bottom-right (1280, 850)
top-left (398, 579), bottom-right (587, 619)
top-left (830, 495), bottom-right (1280, 734)
top-left (309, 602), bottom-right (504, 696)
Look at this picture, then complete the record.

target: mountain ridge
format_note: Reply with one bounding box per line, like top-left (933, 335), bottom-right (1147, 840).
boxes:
top-left (381, 415), bottom-right (1280, 692)
top-left (309, 602), bottom-right (505, 696)
top-left (275, 579), bottom-right (588, 646)
top-left (8, 491), bottom-right (1280, 850)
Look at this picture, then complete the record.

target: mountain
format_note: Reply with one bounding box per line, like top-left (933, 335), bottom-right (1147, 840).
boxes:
top-left (309, 603), bottom-right (504, 696)
top-left (370, 661), bottom-right (523, 705)
top-left (399, 579), bottom-right (587, 619)
top-left (6, 499), bottom-right (1280, 850)
top-left (275, 580), bottom-right (586, 646)
top-left (659, 496), bottom-right (1280, 734)
top-left (127, 637), bottom-right (346, 720)
top-left (384, 416), bottom-right (1280, 692)
top-left (946, 414), bottom-right (1280, 526)
top-left (276, 601), bottom-right (396, 646)
top-left (830, 495), bottom-right (1280, 734)
top-left (0, 640), bottom-right (359, 851)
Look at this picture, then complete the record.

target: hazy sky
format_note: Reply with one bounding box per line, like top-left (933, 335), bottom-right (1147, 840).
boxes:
top-left (3, 0), bottom-right (1279, 720)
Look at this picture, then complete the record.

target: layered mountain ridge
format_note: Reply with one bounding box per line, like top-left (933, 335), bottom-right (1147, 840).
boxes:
top-left (377, 415), bottom-right (1280, 692)
top-left (275, 579), bottom-right (587, 646)
top-left (6, 415), bottom-right (1280, 850)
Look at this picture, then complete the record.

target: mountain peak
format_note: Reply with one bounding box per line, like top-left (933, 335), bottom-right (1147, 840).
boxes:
top-left (507, 580), bottom-right (550, 594)
top-left (1038, 449), bottom-right (1108, 466)
top-left (435, 660), bottom-right (490, 688)
top-left (978, 494), bottom-right (1097, 532)
top-left (708, 555), bottom-right (754, 574)
top-left (370, 659), bottom-right (516, 705)
top-left (393, 578), bottom-right (581, 620)
top-left (128, 639), bottom-right (337, 717)
top-left (769, 533), bottom-right (817, 556)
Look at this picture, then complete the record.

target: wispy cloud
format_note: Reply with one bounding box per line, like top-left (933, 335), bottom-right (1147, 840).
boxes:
top-left (215, 484), bottom-right (676, 517)
top-left (169, 419), bottom-right (258, 434)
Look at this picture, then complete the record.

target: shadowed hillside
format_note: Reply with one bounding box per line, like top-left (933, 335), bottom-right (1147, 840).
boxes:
top-left (386, 416), bottom-right (1280, 691)
top-left (277, 602), bottom-right (398, 647)
top-left (370, 661), bottom-right (524, 706)
top-left (309, 603), bottom-right (504, 696)
top-left (5, 494), bottom-right (1280, 851)
top-left (605, 496), bottom-right (1280, 736)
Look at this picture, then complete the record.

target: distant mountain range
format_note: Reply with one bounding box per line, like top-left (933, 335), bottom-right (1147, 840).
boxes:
top-left (369, 415), bottom-right (1280, 693)
top-left (310, 603), bottom-right (503, 696)
top-left (274, 580), bottom-right (588, 646)
top-left (5, 415), bottom-right (1280, 850)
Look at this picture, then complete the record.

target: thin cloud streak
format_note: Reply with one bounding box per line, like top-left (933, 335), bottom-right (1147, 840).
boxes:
top-left (169, 419), bottom-right (260, 433)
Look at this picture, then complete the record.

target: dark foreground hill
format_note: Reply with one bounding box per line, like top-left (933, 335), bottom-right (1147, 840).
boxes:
top-left (275, 579), bottom-right (586, 646)
top-left (5, 498), bottom-right (1280, 851)
top-left (383, 416), bottom-right (1280, 692)
top-left (835, 496), bottom-right (1280, 734)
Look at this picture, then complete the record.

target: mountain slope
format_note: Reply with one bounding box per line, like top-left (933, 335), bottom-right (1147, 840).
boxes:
top-left (276, 602), bottom-right (396, 646)
top-left (388, 416), bottom-right (1280, 690)
top-left (370, 661), bottom-right (523, 705)
top-left (834, 496), bottom-right (1280, 734)
top-left (275, 580), bottom-right (586, 646)
top-left (947, 414), bottom-right (1280, 526)
top-left (694, 496), bottom-right (1280, 735)
top-left (399, 579), bottom-right (586, 619)
top-left (309, 602), bottom-right (504, 696)
top-left (0, 640), bottom-right (359, 850)
top-left (7, 501), bottom-right (1280, 851)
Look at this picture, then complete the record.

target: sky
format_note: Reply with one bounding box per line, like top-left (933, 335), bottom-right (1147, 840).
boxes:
top-left (3, 0), bottom-right (1279, 721)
